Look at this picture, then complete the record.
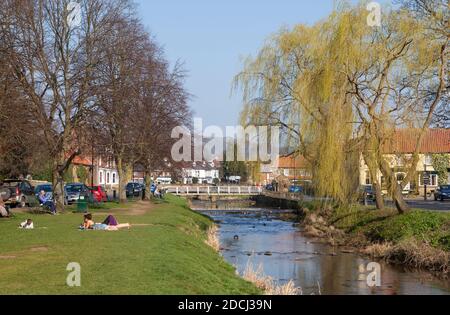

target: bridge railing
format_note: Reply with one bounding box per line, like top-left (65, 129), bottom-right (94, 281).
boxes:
top-left (165, 186), bottom-right (263, 196)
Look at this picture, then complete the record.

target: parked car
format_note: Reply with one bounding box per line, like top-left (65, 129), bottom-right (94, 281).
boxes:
top-left (0, 179), bottom-right (36, 208)
top-left (89, 186), bottom-right (108, 203)
top-left (434, 185), bottom-right (450, 201)
top-left (156, 177), bottom-right (172, 185)
top-left (360, 185), bottom-right (375, 201)
top-left (289, 185), bottom-right (303, 194)
top-left (65, 183), bottom-right (93, 205)
top-left (265, 184), bottom-right (274, 191)
top-left (34, 183), bottom-right (53, 201)
top-left (126, 182), bottom-right (144, 197)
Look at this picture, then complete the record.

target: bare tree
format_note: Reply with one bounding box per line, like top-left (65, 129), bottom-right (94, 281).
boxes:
top-left (134, 60), bottom-right (191, 199)
top-left (2, 0), bottom-right (131, 210)
top-left (93, 11), bottom-right (159, 202)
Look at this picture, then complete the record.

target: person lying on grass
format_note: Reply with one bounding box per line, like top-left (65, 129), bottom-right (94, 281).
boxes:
top-left (80, 213), bottom-right (130, 231)
top-left (19, 219), bottom-right (34, 229)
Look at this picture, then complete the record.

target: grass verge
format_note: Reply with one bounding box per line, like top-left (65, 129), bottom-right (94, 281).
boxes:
top-left (0, 195), bottom-right (260, 294)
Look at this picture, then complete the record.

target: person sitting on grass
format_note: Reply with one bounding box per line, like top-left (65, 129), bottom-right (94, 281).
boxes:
top-left (154, 186), bottom-right (164, 199)
top-left (0, 199), bottom-right (10, 218)
top-left (38, 190), bottom-right (56, 215)
top-left (19, 219), bottom-right (34, 229)
top-left (80, 213), bottom-right (130, 231)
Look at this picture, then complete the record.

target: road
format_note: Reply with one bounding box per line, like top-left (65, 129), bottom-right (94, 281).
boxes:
top-left (264, 191), bottom-right (450, 212)
top-left (370, 199), bottom-right (450, 212)
top-left (404, 199), bottom-right (450, 211)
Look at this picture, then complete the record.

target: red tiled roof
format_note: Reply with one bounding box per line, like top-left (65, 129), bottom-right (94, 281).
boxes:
top-left (383, 129), bottom-right (450, 154)
top-left (72, 155), bottom-right (92, 166)
top-left (278, 153), bottom-right (309, 169)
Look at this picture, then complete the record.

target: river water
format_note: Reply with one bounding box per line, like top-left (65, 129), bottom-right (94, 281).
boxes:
top-left (202, 209), bottom-right (450, 295)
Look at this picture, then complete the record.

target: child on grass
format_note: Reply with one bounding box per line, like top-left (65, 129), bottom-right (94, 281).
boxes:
top-left (19, 219), bottom-right (34, 229)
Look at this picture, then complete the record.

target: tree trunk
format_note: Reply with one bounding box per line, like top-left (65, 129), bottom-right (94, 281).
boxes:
top-left (392, 183), bottom-right (410, 214)
top-left (144, 169), bottom-right (152, 201)
top-left (117, 157), bottom-right (127, 203)
top-left (379, 159), bottom-right (410, 214)
top-left (373, 181), bottom-right (385, 210)
top-left (52, 160), bottom-right (65, 212)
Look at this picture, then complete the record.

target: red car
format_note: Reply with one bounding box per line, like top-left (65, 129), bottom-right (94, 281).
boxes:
top-left (89, 186), bottom-right (108, 202)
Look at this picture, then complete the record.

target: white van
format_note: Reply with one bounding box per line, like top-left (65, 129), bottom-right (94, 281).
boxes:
top-left (156, 177), bottom-right (172, 185)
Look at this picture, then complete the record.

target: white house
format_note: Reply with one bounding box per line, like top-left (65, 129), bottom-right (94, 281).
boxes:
top-left (182, 161), bottom-right (220, 185)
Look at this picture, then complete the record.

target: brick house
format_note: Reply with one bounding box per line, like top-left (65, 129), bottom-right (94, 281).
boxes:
top-left (257, 152), bottom-right (312, 185)
top-left (359, 129), bottom-right (450, 196)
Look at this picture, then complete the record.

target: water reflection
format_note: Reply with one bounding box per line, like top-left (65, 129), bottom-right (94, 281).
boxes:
top-left (205, 210), bottom-right (450, 295)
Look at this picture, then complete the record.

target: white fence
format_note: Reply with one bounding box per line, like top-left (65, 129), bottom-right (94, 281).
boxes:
top-left (166, 186), bottom-right (263, 196)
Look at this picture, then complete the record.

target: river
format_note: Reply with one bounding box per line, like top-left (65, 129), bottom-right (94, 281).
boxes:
top-left (201, 209), bottom-right (450, 295)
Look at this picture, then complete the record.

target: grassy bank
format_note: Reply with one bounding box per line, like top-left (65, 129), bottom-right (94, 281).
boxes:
top-left (0, 195), bottom-right (260, 294)
top-left (300, 202), bottom-right (450, 274)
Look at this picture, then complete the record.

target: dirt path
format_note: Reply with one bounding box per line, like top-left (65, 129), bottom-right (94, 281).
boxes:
top-left (97, 200), bottom-right (156, 216)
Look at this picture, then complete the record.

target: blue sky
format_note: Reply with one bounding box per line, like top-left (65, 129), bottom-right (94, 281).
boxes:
top-left (134, 0), bottom-right (385, 128)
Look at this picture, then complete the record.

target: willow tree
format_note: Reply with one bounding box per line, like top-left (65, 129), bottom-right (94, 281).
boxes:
top-left (342, 4), bottom-right (447, 213)
top-left (234, 9), bottom-right (359, 203)
top-left (235, 1), bottom-right (447, 214)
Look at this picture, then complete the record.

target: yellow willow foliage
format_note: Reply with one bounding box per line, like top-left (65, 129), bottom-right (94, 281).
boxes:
top-left (235, 1), bottom-right (436, 203)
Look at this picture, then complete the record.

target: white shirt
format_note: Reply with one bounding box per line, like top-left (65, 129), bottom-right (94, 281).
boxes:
top-left (20, 221), bottom-right (34, 229)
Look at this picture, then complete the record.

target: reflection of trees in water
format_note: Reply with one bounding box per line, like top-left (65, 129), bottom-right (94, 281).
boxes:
top-left (380, 268), bottom-right (401, 295)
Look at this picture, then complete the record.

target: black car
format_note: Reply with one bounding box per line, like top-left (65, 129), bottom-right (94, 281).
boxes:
top-left (126, 182), bottom-right (144, 197)
top-left (434, 185), bottom-right (450, 201)
top-left (359, 185), bottom-right (375, 201)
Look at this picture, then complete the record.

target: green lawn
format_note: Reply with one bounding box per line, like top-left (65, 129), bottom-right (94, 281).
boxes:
top-left (0, 195), bottom-right (260, 295)
top-left (327, 204), bottom-right (450, 251)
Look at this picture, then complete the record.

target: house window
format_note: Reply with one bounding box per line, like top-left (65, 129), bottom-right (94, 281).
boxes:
top-left (112, 173), bottom-right (116, 184)
top-left (106, 172), bottom-right (110, 184)
top-left (419, 173), bottom-right (438, 186)
top-left (99, 171), bottom-right (103, 184)
top-left (395, 156), bottom-right (405, 167)
top-left (431, 174), bottom-right (438, 186)
top-left (365, 171), bottom-right (372, 185)
top-left (424, 154), bottom-right (433, 166)
top-left (396, 173), bottom-right (405, 182)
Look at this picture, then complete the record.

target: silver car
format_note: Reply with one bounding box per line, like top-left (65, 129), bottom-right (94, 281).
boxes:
top-left (64, 183), bottom-right (92, 205)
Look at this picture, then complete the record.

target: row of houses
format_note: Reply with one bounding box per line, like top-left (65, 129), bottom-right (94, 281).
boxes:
top-left (257, 154), bottom-right (312, 185)
top-left (70, 155), bottom-right (119, 191)
top-left (66, 129), bottom-right (449, 196)
top-left (256, 129), bottom-right (450, 196)
top-left (69, 154), bottom-right (221, 190)
top-left (359, 129), bottom-right (450, 196)
top-left (181, 161), bottom-right (220, 185)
